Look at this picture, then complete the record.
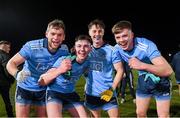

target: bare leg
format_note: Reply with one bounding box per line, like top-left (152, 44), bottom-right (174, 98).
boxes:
top-left (46, 102), bottom-right (62, 117)
top-left (16, 103), bottom-right (30, 117)
top-left (89, 109), bottom-right (101, 118)
top-left (107, 107), bottom-right (119, 118)
top-left (36, 105), bottom-right (47, 117)
top-left (136, 96), bottom-right (151, 118)
top-left (156, 100), bottom-right (170, 118)
top-left (68, 105), bottom-right (88, 117)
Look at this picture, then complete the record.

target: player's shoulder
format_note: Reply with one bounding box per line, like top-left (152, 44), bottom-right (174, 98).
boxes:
top-left (104, 44), bottom-right (115, 51)
top-left (60, 44), bottom-right (69, 51)
top-left (136, 37), bottom-right (154, 45)
top-left (25, 38), bottom-right (45, 49)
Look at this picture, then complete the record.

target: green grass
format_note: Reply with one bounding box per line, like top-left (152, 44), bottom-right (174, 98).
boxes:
top-left (0, 81), bottom-right (16, 117)
top-left (0, 72), bottom-right (180, 117)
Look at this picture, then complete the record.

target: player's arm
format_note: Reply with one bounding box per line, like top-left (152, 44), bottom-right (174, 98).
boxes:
top-left (100, 61), bottom-right (124, 102)
top-left (6, 53), bottom-right (25, 78)
top-left (38, 59), bottom-right (72, 86)
top-left (150, 56), bottom-right (173, 77)
top-left (112, 61), bottom-right (124, 90)
top-left (129, 56), bottom-right (173, 77)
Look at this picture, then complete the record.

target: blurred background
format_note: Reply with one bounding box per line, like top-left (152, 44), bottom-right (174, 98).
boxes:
top-left (0, 0), bottom-right (179, 60)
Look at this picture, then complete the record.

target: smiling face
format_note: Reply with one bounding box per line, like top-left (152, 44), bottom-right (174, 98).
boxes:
top-left (75, 39), bottom-right (91, 63)
top-left (46, 26), bottom-right (65, 53)
top-left (114, 28), bottom-right (134, 51)
top-left (88, 24), bottom-right (104, 48)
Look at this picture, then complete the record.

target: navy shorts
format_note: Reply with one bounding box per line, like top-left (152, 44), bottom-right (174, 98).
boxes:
top-left (84, 94), bottom-right (118, 111)
top-left (16, 86), bottom-right (46, 105)
top-left (46, 90), bottom-right (83, 109)
top-left (136, 75), bottom-right (171, 100)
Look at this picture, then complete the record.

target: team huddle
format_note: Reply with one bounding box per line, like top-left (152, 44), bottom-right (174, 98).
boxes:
top-left (5, 19), bottom-right (173, 117)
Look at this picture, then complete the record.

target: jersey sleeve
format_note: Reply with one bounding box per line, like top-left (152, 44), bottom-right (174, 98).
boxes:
top-left (112, 46), bottom-right (122, 64)
top-left (147, 40), bottom-right (161, 60)
top-left (19, 42), bottom-right (32, 59)
top-left (53, 56), bottom-right (66, 68)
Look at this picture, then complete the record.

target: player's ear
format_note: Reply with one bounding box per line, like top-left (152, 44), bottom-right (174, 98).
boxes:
top-left (63, 34), bottom-right (65, 41)
top-left (45, 32), bottom-right (48, 38)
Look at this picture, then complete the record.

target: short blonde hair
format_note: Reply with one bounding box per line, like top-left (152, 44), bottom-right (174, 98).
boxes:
top-left (112, 20), bottom-right (132, 34)
top-left (46, 19), bottom-right (65, 32)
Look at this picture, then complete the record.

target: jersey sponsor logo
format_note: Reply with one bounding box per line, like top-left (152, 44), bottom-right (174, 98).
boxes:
top-left (90, 61), bottom-right (103, 72)
top-left (36, 63), bottom-right (51, 72)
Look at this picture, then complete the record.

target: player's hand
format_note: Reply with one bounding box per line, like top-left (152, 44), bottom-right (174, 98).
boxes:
top-left (57, 59), bottom-right (72, 74)
top-left (16, 70), bottom-right (31, 83)
top-left (128, 57), bottom-right (145, 70)
top-left (100, 88), bottom-right (113, 102)
top-left (38, 74), bottom-right (49, 86)
top-left (64, 55), bottom-right (76, 76)
top-left (38, 68), bottom-right (56, 86)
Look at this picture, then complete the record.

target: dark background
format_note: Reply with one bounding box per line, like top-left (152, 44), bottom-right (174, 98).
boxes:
top-left (0, 1), bottom-right (179, 61)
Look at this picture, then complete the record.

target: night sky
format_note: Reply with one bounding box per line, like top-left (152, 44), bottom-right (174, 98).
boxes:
top-left (0, 1), bottom-right (179, 60)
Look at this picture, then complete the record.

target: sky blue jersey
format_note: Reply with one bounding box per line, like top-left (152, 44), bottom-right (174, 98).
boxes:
top-left (114, 37), bottom-right (161, 76)
top-left (86, 44), bottom-right (122, 96)
top-left (47, 55), bottom-right (89, 93)
top-left (17, 38), bottom-right (69, 91)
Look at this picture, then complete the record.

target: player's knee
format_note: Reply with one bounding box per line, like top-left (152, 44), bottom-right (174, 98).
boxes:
top-left (157, 110), bottom-right (169, 118)
top-left (157, 113), bottom-right (169, 118)
top-left (136, 109), bottom-right (147, 117)
top-left (90, 111), bottom-right (101, 118)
